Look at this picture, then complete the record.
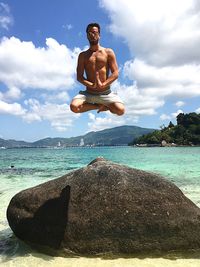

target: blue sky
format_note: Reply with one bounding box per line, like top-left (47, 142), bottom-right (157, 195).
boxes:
top-left (0, 0), bottom-right (200, 141)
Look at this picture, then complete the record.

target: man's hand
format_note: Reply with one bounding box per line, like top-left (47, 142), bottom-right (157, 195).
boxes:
top-left (96, 71), bottom-right (106, 90)
top-left (89, 79), bottom-right (97, 89)
top-left (97, 104), bottom-right (109, 113)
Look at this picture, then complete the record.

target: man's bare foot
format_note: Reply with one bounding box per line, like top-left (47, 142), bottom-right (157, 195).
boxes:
top-left (97, 104), bottom-right (109, 113)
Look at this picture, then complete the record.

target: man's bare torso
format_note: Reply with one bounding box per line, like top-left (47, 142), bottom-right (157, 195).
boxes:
top-left (82, 47), bottom-right (110, 92)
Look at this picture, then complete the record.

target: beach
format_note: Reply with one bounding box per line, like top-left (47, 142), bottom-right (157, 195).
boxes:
top-left (1, 146), bottom-right (200, 266)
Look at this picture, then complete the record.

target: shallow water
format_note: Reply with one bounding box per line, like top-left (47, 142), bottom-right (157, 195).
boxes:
top-left (0, 147), bottom-right (200, 266)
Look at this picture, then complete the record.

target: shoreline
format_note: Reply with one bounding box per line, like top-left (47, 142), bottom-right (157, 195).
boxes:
top-left (1, 144), bottom-right (200, 149)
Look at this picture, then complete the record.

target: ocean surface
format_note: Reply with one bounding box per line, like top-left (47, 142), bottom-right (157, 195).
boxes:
top-left (0, 146), bottom-right (200, 267)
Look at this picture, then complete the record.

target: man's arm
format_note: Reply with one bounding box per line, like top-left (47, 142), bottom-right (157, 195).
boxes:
top-left (76, 52), bottom-right (96, 89)
top-left (96, 48), bottom-right (119, 89)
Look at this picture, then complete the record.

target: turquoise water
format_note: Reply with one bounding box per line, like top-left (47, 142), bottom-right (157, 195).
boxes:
top-left (0, 147), bottom-right (200, 266)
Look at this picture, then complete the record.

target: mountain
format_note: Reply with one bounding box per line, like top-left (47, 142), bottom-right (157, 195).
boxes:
top-left (0, 138), bottom-right (30, 148)
top-left (78, 125), bottom-right (155, 146)
top-left (0, 125), bottom-right (156, 148)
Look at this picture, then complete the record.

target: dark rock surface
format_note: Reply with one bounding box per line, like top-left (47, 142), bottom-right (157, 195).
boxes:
top-left (7, 158), bottom-right (200, 255)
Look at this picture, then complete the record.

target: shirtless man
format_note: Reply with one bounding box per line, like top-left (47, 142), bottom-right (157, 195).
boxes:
top-left (70, 23), bottom-right (125, 115)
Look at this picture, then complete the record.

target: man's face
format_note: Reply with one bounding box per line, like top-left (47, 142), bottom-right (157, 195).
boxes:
top-left (87, 26), bottom-right (100, 45)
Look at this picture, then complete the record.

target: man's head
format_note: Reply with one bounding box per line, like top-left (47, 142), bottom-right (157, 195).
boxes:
top-left (86, 23), bottom-right (100, 46)
top-left (86, 23), bottom-right (100, 34)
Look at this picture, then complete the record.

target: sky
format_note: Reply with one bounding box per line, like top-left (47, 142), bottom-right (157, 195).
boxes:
top-left (0, 0), bottom-right (200, 141)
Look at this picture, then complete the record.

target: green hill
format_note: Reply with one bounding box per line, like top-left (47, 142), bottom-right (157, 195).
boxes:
top-left (0, 138), bottom-right (30, 148)
top-left (130, 113), bottom-right (200, 146)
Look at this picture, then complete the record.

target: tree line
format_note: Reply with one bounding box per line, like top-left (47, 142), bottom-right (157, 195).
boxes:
top-left (130, 112), bottom-right (200, 146)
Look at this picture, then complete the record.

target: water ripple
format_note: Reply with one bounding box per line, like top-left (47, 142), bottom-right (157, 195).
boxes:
top-left (0, 168), bottom-right (45, 175)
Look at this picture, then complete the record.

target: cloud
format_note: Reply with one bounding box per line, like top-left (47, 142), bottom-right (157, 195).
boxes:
top-left (196, 107), bottom-right (200, 113)
top-left (0, 97), bottom-right (79, 132)
top-left (23, 99), bottom-right (80, 132)
top-left (113, 81), bottom-right (164, 116)
top-left (100, 0), bottom-right (200, 66)
top-left (160, 109), bottom-right (186, 122)
top-left (87, 80), bottom-right (165, 132)
top-left (0, 100), bottom-right (26, 115)
top-left (62, 24), bottom-right (73, 30)
top-left (86, 81), bottom-right (163, 131)
top-left (99, 0), bottom-right (200, 124)
top-left (175, 101), bottom-right (185, 107)
top-left (87, 112), bottom-right (125, 132)
top-left (3, 86), bottom-right (22, 100)
top-left (171, 109), bottom-right (184, 118)
top-left (0, 37), bottom-right (80, 100)
top-left (160, 114), bottom-right (171, 121)
top-left (0, 2), bottom-right (13, 30)
top-left (0, 36), bottom-right (83, 132)
top-left (123, 58), bottom-right (200, 98)
top-left (38, 91), bottom-right (70, 103)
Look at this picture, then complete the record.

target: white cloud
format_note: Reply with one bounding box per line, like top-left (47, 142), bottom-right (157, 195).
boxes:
top-left (160, 114), bottom-right (171, 121)
top-left (100, 0), bottom-right (200, 123)
top-left (123, 59), bottom-right (200, 98)
top-left (171, 109), bottom-right (184, 118)
top-left (62, 24), bottom-right (73, 30)
top-left (0, 100), bottom-right (26, 115)
top-left (0, 97), bottom-right (80, 132)
top-left (55, 91), bottom-right (70, 101)
top-left (195, 107), bottom-right (200, 113)
top-left (100, 0), bottom-right (200, 66)
top-left (114, 81), bottom-right (164, 117)
top-left (88, 112), bottom-right (125, 132)
top-left (0, 36), bottom-right (83, 132)
top-left (0, 91), bottom-right (3, 100)
top-left (0, 2), bottom-right (13, 30)
top-left (23, 99), bottom-right (80, 132)
top-left (38, 91), bottom-right (70, 103)
top-left (4, 86), bottom-right (22, 100)
top-left (160, 109), bottom-right (189, 121)
top-left (175, 101), bottom-right (185, 107)
top-left (86, 80), bottom-right (165, 132)
top-left (0, 37), bottom-right (80, 99)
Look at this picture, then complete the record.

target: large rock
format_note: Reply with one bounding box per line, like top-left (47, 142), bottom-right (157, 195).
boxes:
top-left (7, 158), bottom-right (200, 255)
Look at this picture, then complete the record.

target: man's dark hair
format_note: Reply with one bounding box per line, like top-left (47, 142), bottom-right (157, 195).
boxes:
top-left (86, 23), bottom-right (100, 34)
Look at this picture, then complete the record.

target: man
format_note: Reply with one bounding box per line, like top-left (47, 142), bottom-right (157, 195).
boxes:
top-left (70, 23), bottom-right (125, 116)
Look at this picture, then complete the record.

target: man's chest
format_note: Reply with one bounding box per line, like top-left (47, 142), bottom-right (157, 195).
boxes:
top-left (85, 51), bottom-right (108, 66)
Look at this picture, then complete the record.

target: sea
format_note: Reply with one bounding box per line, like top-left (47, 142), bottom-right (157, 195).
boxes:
top-left (0, 146), bottom-right (200, 267)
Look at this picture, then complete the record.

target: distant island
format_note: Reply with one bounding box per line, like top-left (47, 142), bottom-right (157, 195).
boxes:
top-left (0, 125), bottom-right (155, 148)
top-left (130, 112), bottom-right (200, 147)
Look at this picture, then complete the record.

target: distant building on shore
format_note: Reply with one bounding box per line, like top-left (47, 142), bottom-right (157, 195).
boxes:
top-left (80, 138), bottom-right (84, 146)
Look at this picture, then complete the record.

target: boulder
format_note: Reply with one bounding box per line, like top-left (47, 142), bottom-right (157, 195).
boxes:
top-left (7, 158), bottom-right (200, 255)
